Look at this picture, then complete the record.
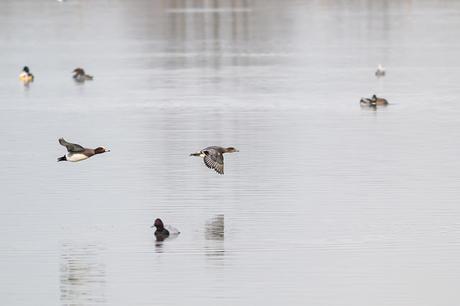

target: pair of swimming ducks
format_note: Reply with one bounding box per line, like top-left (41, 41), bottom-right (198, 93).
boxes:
top-left (58, 138), bottom-right (238, 175)
top-left (19, 66), bottom-right (93, 83)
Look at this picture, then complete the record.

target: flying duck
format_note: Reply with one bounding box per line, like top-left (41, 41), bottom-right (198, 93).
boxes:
top-left (190, 146), bottom-right (239, 175)
top-left (57, 138), bottom-right (110, 162)
top-left (19, 66), bottom-right (34, 83)
top-left (73, 68), bottom-right (93, 82)
top-left (360, 94), bottom-right (389, 107)
top-left (375, 64), bottom-right (385, 77)
top-left (151, 218), bottom-right (180, 241)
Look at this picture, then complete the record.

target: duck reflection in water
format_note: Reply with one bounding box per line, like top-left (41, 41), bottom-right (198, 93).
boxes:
top-left (205, 215), bottom-right (225, 259)
top-left (206, 215), bottom-right (224, 241)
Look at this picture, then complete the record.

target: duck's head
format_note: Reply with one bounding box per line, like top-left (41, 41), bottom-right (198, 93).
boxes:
top-left (152, 218), bottom-right (164, 229)
top-left (94, 147), bottom-right (110, 154)
top-left (73, 68), bottom-right (85, 75)
top-left (372, 94), bottom-right (377, 100)
top-left (23, 66), bottom-right (30, 73)
top-left (224, 147), bottom-right (239, 153)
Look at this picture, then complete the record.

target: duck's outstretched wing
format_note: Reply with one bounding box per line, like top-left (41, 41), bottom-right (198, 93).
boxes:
top-left (59, 138), bottom-right (85, 153)
top-left (203, 149), bottom-right (224, 175)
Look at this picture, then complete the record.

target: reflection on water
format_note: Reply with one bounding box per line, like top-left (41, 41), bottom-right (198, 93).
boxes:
top-left (205, 215), bottom-right (225, 260)
top-left (60, 242), bottom-right (105, 305)
top-left (206, 215), bottom-right (224, 241)
top-left (162, 0), bottom-right (251, 69)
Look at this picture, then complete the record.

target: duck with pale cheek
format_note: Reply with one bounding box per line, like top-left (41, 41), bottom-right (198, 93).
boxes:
top-left (190, 146), bottom-right (239, 175)
top-left (57, 138), bottom-right (110, 162)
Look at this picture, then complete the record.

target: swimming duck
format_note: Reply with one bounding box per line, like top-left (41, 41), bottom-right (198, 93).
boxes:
top-left (360, 94), bottom-right (389, 107)
top-left (57, 138), bottom-right (110, 162)
top-left (151, 218), bottom-right (181, 241)
top-left (190, 146), bottom-right (239, 175)
top-left (73, 68), bottom-right (93, 82)
top-left (375, 64), bottom-right (385, 77)
top-left (19, 66), bottom-right (34, 83)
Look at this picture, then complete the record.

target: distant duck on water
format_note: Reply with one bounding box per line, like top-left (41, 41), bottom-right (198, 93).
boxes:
top-left (375, 64), bottom-right (385, 77)
top-left (19, 66), bottom-right (34, 83)
top-left (190, 146), bottom-right (239, 175)
top-left (360, 94), bottom-right (389, 107)
top-left (73, 68), bottom-right (93, 82)
top-left (57, 138), bottom-right (109, 162)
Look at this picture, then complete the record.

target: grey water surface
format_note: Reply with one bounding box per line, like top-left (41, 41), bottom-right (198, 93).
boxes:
top-left (1, 0), bottom-right (460, 305)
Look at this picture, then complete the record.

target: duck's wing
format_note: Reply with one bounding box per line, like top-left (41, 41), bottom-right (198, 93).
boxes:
top-left (59, 138), bottom-right (85, 153)
top-left (203, 149), bottom-right (224, 175)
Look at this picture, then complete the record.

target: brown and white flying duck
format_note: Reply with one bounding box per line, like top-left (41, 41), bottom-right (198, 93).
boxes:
top-left (57, 138), bottom-right (109, 162)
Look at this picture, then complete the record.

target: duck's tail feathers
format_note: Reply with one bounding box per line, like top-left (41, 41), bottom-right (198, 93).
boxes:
top-left (57, 155), bottom-right (67, 162)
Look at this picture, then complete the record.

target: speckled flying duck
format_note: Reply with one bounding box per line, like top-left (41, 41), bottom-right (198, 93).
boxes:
top-left (190, 146), bottom-right (239, 175)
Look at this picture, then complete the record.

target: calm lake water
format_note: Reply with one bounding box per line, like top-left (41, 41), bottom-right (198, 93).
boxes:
top-left (1, 0), bottom-right (460, 305)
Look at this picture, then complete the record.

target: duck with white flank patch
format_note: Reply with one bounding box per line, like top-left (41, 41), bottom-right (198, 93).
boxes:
top-left (190, 146), bottom-right (239, 175)
top-left (72, 68), bottom-right (93, 82)
top-left (57, 138), bottom-right (110, 162)
top-left (19, 66), bottom-right (34, 83)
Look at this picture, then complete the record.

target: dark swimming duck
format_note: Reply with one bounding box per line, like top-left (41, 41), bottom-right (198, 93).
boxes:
top-left (360, 94), bottom-right (388, 107)
top-left (19, 66), bottom-right (34, 83)
top-left (57, 138), bottom-right (110, 162)
top-left (73, 68), bottom-right (93, 82)
top-left (190, 146), bottom-right (239, 175)
top-left (151, 218), bottom-right (181, 241)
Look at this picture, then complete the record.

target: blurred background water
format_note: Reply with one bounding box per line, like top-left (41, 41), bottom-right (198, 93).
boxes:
top-left (1, 0), bottom-right (460, 305)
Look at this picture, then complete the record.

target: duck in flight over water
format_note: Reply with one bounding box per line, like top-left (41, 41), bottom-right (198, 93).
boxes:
top-left (190, 146), bottom-right (239, 175)
top-left (57, 138), bottom-right (110, 162)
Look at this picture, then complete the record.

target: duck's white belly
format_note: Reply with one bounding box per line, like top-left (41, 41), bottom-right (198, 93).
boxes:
top-left (67, 153), bottom-right (89, 162)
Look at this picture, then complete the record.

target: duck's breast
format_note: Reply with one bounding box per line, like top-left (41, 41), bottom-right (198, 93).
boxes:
top-left (19, 73), bottom-right (32, 82)
top-left (67, 153), bottom-right (89, 162)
